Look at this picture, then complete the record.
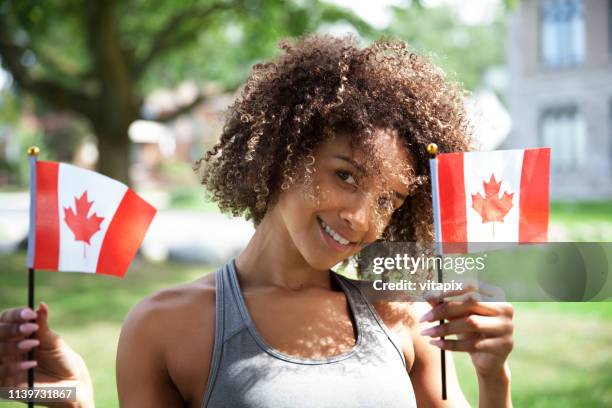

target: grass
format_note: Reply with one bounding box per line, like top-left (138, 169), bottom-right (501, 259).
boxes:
top-left (549, 201), bottom-right (612, 242)
top-left (1, 252), bottom-right (611, 407)
top-left (550, 201), bottom-right (612, 224)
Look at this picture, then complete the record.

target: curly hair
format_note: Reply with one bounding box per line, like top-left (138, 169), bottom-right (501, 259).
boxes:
top-left (195, 34), bottom-right (472, 251)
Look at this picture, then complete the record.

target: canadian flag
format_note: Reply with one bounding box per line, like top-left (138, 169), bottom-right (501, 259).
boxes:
top-left (27, 161), bottom-right (157, 277)
top-left (430, 148), bottom-right (550, 253)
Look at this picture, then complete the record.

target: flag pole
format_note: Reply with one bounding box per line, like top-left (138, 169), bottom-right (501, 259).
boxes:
top-left (427, 143), bottom-right (447, 400)
top-left (26, 146), bottom-right (39, 408)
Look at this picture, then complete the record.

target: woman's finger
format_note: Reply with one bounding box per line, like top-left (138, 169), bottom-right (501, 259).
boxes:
top-left (429, 335), bottom-right (514, 355)
top-left (424, 283), bottom-right (502, 305)
top-left (0, 307), bottom-right (37, 324)
top-left (423, 284), bottom-right (479, 303)
top-left (0, 322), bottom-right (39, 340)
top-left (0, 322), bottom-right (22, 340)
top-left (0, 361), bottom-right (37, 387)
top-left (420, 314), bottom-right (512, 338)
top-left (0, 339), bottom-right (40, 356)
top-left (420, 299), bottom-right (500, 322)
top-left (34, 302), bottom-right (62, 348)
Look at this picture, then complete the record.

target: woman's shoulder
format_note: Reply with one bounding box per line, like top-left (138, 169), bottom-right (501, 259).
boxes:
top-left (117, 270), bottom-right (219, 404)
top-left (123, 270), bottom-right (217, 335)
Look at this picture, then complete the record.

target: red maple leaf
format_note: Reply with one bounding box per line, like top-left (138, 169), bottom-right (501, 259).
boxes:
top-left (64, 191), bottom-right (105, 245)
top-left (471, 174), bottom-right (514, 223)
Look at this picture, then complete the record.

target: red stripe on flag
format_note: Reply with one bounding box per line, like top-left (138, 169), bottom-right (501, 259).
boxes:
top-left (437, 152), bottom-right (467, 253)
top-left (96, 189), bottom-right (156, 277)
top-left (519, 148), bottom-right (550, 242)
top-left (34, 161), bottom-right (60, 270)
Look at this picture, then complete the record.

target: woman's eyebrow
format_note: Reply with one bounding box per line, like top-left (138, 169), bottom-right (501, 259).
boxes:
top-left (333, 155), bottom-right (367, 174)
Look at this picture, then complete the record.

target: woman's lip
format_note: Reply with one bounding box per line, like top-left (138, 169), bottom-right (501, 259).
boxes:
top-left (317, 217), bottom-right (354, 252)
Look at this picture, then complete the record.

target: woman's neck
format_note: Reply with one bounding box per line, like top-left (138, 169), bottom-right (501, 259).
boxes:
top-left (235, 209), bottom-right (332, 291)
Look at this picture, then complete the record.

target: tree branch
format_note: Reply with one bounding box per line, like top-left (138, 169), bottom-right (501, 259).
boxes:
top-left (0, 22), bottom-right (96, 118)
top-left (33, 47), bottom-right (96, 83)
top-left (133, 0), bottom-right (241, 78)
top-left (148, 93), bottom-right (206, 123)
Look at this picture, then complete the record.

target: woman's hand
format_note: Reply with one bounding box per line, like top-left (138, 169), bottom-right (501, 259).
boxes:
top-left (418, 286), bottom-right (514, 377)
top-left (0, 303), bottom-right (94, 407)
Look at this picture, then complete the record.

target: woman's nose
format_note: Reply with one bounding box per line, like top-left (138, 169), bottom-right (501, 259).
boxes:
top-left (339, 193), bottom-right (371, 233)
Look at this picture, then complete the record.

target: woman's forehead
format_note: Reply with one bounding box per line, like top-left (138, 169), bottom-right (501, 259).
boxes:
top-left (318, 128), bottom-right (416, 192)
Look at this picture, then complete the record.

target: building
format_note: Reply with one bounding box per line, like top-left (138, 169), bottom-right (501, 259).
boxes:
top-left (506, 0), bottom-right (612, 199)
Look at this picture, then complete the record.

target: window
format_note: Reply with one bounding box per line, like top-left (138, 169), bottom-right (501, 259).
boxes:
top-left (539, 106), bottom-right (587, 172)
top-left (539, 0), bottom-right (585, 68)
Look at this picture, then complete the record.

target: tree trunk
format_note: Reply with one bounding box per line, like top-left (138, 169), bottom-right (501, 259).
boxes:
top-left (95, 127), bottom-right (132, 186)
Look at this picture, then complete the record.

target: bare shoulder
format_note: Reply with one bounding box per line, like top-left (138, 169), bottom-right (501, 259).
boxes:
top-left (117, 270), bottom-right (218, 406)
top-left (122, 271), bottom-right (216, 338)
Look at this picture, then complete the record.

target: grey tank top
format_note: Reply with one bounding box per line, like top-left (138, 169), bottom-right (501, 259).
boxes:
top-left (202, 259), bottom-right (418, 408)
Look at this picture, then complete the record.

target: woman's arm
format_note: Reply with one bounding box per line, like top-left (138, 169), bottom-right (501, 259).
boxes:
top-left (116, 295), bottom-right (185, 407)
top-left (475, 362), bottom-right (511, 408)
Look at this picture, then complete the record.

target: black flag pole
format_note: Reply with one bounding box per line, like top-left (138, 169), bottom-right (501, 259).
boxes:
top-left (26, 146), bottom-right (40, 408)
top-left (27, 267), bottom-right (35, 408)
top-left (427, 143), bottom-right (447, 400)
top-left (434, 256), bottom-right (447, 400)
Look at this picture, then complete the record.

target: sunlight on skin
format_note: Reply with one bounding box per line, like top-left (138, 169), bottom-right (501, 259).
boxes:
top-left (235, 127), bottom-right (418, 293)
top-left (296, 128), bottom-right (417, 250)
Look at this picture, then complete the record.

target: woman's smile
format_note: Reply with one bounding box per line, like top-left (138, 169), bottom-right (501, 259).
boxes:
top-left (316, 216), bottom-right (356, 252)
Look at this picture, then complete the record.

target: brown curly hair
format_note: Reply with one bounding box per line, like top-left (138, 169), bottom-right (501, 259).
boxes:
top-left (195, 34), bottom-right (472, 250)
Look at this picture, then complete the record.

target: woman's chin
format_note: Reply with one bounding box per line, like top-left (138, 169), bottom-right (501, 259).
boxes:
top-left (304, 250), bottom-right (348, 272)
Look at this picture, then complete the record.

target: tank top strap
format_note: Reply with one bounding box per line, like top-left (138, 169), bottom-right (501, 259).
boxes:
top-left (215, 260), bottom-right (249, 341)
top-left (332, 272), bottom-right (407, 368)
top-left (330, 272), bottom-right (377, 326)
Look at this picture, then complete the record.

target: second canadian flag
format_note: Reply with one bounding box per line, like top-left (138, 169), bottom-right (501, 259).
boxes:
top-left (430, 147), bottom-right (550, 253)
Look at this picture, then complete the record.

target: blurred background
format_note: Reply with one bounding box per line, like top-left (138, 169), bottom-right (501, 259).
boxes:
top-left (0, 0), bottom-right (610, 406)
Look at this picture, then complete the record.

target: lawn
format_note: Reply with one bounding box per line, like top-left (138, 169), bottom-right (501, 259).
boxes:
top-left (549, 201), bottom-right (612, 242)
top-left (1, 252), bottom-right (611, 407)
top-left (550, 201), bottom-right (612, 224)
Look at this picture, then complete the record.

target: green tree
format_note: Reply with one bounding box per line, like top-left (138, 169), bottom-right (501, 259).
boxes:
top-left (384, 3), bottom-right (506, 91)
top-left (0, 0), bottom-right (371, 184)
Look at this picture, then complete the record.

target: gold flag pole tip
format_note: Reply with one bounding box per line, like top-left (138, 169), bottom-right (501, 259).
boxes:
top-left (27, 146), bottom-right (40, 156)
top-left (426, 143), bottom-right (438, 156)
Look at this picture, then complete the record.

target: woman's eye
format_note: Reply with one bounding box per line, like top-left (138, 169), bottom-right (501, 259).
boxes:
top-left (377, 196), bottom-right (392, 208)
top-left (336, 170), bottom-right (356, 185)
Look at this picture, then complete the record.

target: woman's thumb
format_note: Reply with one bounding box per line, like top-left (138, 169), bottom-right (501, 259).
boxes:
top-left (35, 302), bottom-right (61, 347)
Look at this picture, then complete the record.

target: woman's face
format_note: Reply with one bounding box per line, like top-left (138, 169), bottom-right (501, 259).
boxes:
top-left (273, 128), bottom-right (415, 271)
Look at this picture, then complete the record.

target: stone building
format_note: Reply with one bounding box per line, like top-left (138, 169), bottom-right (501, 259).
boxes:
top-left (506, 0), bottom-right (612, 199)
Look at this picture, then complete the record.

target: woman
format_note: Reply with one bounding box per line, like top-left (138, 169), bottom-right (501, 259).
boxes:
top-left (0, 35), bottom-right (514, 407)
